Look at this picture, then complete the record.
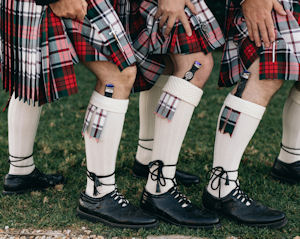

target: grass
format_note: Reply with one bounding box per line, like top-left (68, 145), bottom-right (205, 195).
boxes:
top-left (0, 52), bottom-right (299, 239)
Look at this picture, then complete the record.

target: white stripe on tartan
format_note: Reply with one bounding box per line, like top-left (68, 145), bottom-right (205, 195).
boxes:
top-left (90, 108), bottom-right (108, 140)
top-left (82, 104), bottom-right (97, 136)
top-left (155, 92), bottom-right (180, 121)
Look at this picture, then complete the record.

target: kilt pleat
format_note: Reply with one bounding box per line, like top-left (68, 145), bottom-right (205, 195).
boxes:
top-left (0, 0), bottom-right (136, 105)
top-left (219, 0), bottom-right (300, 87)
top-left (112, 0), bottom-right (225, 92)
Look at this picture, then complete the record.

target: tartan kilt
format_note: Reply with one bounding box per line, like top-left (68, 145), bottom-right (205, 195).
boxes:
top-left (219, 0), bottom-right (300, 87)
top-left (112, 0), bottom-right (225, 92)
top-left (0, 0), bottom-right (136, 105)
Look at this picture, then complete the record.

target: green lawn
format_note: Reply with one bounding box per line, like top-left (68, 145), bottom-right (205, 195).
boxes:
top-left (0, 52), bottom-right (299, 238)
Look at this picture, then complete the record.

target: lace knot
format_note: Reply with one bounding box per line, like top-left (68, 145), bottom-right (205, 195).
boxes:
top-left (148, 160), bottom-right (176, 193)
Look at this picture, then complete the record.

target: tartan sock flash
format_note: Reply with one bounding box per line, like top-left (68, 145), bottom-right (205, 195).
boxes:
top-left (8, 94), bottom-right (42, 175)
top-left (136, 75), bottom-right (168, 165)
top-left (146, 76), bottom-right (203, 195)
top-left (156, 76), bottom-right (203, 121)
top-left (208, 94), bottom-right (265, 198)
top-left (278, 86), bottom-right (300, 164)
top-left (84, 91), bottom-right (129, 198)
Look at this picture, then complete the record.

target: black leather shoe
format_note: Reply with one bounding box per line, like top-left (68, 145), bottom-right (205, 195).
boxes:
top-left (3, 168), bottom-right (64, 195)
top-left (77, 189), bottom-right (158, 229)
top-left (140, 187), bottom-right (220, 228)
top-left (202, 187), bottom-right (287, 229)
top-left (133, 160), bottom-right (200, 186)
top-left (271, 158), bottom-right (300, 184)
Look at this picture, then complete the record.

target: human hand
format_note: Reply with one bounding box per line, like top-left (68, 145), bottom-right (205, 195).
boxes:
top-left (155, 0), bottom-right (197, 37)
top-left (49, 0), bottom-right (88, 21)
top-left (242, 0), bottom-right (286, 48)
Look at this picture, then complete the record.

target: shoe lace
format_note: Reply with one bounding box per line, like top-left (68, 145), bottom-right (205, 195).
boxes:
top-left (207, 167), bottom-right (252, 206)
top-left (232, 185), bottom-right (253, 206)
top-left (87, 170), bottom-right (115, 197)
top-left (148, 160), bottom-right (176, 193)
top-left (110, 188), bottom-right (129, 207)
top-left (170, 186), bottom-right (191, 208)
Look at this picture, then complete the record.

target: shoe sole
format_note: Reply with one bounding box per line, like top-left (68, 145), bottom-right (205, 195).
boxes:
top-left (205, 208), bottom-right (288, 229)
top-left (2, 187), bottom-right (46, 195)
top-left (141, 207), bottom-right (221, 229)
top-left (270, 171), bottom-right (299, 184)
top-left (76, 207), bottom-right (159, 229)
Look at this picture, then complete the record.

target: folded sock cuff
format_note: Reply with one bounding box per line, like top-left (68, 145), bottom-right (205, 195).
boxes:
top-left (224, 94), bottom-right (266, 120)
top-left (162, 76), bottom-right (203, 107)
top-left (90, 91), bottom-right (129, 113)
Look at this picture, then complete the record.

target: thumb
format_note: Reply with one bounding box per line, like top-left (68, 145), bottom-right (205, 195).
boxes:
top-left (273, 0), bottom-right (286, 16)
top-left (186, 0), bottom-right (197, 15)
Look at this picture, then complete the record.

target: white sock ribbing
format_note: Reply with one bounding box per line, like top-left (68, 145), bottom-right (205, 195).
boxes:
top-left (85, 91), bottom-right (129, 198)
top-left (146, 76), bottom-right (203, 195)
top-left (207, 94), bottom-right (265, 198)
top-left (278, 86), bottom-right (300, 164)
top-left (136, 75), bottom-right (168, 165)
top-left (8, 94), bottom-right (42, 175)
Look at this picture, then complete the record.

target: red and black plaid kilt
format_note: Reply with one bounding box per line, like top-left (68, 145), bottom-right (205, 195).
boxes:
top-left (112, 0), bottom-right (225, 92)
top-left (219, 0), bottom-right (300, 87)
top-left (0, 0), bottom-right (136, 105)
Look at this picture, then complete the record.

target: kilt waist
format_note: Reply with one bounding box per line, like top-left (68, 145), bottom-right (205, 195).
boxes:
top-left (219, 0), bottom-right (300, 87)
top-left (0, 0), bottom-right (136, 105)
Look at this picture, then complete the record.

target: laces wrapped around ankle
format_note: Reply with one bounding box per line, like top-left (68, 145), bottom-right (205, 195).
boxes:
top-left (8, 154), bottom-right (34, 168)
top-left (148, 160), bottom-right (176, 193)
top-left (110, 188), bottom-right (129, 207)
top-left (170, 186), bottom-right (191, 208)
top-left (207, 167), bottom-right (252, 206)
top-left (87, 170), bottom-right (115, 196)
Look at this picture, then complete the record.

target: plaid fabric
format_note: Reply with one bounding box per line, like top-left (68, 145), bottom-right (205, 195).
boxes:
top-left (219, 106), bottom-right (240, 136)
top-left (82, 103), bottom-right (108, 140)
top-left (0, 0), bottom-right (136, 105)
top-left (219, 0), bottom-right (300, 87)
top-left (112, 0), bottom-right (225, 92)
top-left (155, 92), bottom-right (180, 121)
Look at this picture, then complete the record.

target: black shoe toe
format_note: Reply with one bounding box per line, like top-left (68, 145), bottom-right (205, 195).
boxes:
top-left (3, 168), bottom-right (64, 195)
top-left (77, 190), bottom-right (158, 229)
top-left (202, 187), bottom-right (287, 229)
top-left (271, 158), bottom-right (300, 184)
top-left (140, 187), bottom-right (220, 228)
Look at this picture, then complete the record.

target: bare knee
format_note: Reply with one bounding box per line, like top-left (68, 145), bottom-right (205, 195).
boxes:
top-left (240, 79), bottom-right (283, 106)
top-left (119, 65), bottom-right (137, 89)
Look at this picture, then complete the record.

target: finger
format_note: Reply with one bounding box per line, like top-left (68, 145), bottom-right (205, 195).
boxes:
top-left (273, 0), bottom-right (286, 16)
top-left (155, 8), bottom-right (163, 19)
top-left (179, 14), bottom-right (192, 37)
top-left (165, 15), bottom-right (176, 36)
top-left (245, 19), bottom-right (254, 41)
top-left (265, 15), bottom-right (276, 43)
top-left (258, 22), bottom-right (270, 48)
top-left (185, 0), bottom-right (197, 15)
top-left (252, 22), bottom-right (261, 47)
top-left (159, 14), bottom-right (168, 29)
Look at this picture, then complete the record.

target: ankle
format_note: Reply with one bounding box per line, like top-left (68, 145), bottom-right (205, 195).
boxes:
top-left (8, 154), bottom-right (35, 175)
top-left (86, 171), bottom-right (116, 198)
top-left (207, 167), bottom-right (238, 198)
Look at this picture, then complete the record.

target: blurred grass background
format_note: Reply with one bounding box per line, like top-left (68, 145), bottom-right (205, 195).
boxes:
top-left (0, 52), bottom-right (299, 238)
